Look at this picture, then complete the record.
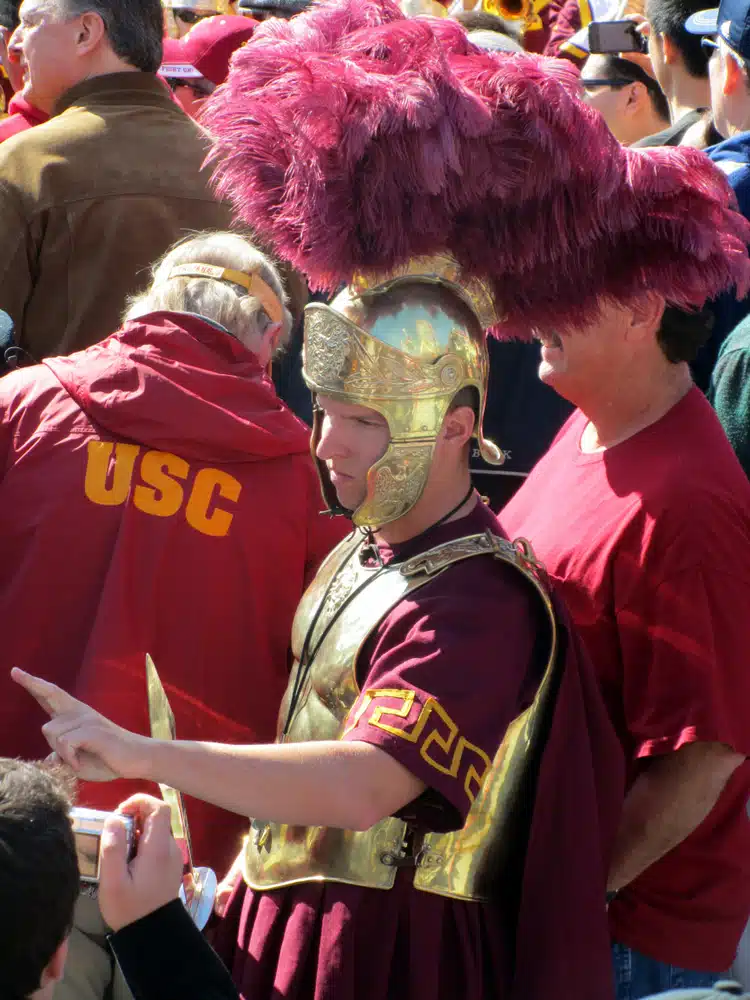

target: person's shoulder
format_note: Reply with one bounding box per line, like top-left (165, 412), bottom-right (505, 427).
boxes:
top-left (633, 122), bottom-right (676, 147)
top-left (0, 363), bottom-right (69, 423)
top-left (638, 435), bottom-right (750, 568)
top-left (401, 524), bottom-right (546, 629)
top-left (616, 392), bottom-right (750, 529)
top-left (0, 110), bottom-right (88, 187)
top-left (716, 314), bottom-right (750, 365)
top-left (708, 133), bottom-right (750, 205)
top-left (0, 362), bottom-right (60, 394)
top-left (372, 554), bottom-right (541, 671)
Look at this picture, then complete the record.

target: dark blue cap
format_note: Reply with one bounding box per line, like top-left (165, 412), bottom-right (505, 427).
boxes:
top-left (685, 0), bottom-right (750, 61)
top-left (237, 0), bottom-right (310, 10)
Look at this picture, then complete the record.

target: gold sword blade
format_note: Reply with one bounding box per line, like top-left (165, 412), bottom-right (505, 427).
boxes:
top-left (145, 654), bottom-right (195, 872)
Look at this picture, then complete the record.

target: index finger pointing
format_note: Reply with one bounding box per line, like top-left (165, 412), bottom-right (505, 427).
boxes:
top-left (10, 668), bottom-right (84, 718)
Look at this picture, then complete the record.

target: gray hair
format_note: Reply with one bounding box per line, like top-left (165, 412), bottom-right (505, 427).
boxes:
top-left (58, 0), bottom-right (163, 72)
top-left (125, 232), bottom-right (293, 351)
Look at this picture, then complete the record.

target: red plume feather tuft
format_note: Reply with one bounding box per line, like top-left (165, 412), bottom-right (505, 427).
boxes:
top-left (203, 0), bottom-right (750, 338)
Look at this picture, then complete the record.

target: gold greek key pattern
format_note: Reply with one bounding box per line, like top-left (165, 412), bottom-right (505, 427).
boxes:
top-left (345, 688), bottom-right (492, 803)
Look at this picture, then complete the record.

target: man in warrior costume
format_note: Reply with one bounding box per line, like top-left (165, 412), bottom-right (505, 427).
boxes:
top-left (13, 2), bottom-right (750, 998)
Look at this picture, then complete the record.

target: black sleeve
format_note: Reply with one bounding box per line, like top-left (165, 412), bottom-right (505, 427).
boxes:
top-left (107, 899), bottom-right (238, 1000)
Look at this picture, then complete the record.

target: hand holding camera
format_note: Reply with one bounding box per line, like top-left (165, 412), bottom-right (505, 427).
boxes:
top-left (96, 795), bottom-right (185, 933)
top-left (588, 19), bottom-right (649, 54)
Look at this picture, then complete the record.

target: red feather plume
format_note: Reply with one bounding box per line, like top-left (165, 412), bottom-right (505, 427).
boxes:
top-left (203, 0), bottom-right (750, 338)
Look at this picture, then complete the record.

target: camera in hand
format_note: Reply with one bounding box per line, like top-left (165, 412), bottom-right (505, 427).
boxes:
top-left (71, 807), bottom-right (136, 883)
top-left (588, 20), bottom-right (648, 54)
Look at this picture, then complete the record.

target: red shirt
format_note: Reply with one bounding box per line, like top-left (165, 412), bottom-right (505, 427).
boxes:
top-left (502, 387), bottom-right (750, 971)
top-left (0, 312), bottom-right (346, 871)
top-left (0, 94), bottom-right (49, 143)
top-left (214, 502), bottom-right (623, 1000)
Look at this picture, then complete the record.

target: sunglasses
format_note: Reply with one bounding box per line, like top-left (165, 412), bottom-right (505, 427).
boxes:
top-left (240, 7), bottom-right (297, 17)
top-left (580, 77), bottom-right (637, 88)
top-left (172, 8), bottom-right (213, 24)
top-left (701, 36), bottom-right (720, 53)
top-left (167, 77), bottom-right (216, 98)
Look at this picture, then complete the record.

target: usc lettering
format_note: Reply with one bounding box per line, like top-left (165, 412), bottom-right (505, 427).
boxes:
top-left (84, 441), bottom-right (241, 538)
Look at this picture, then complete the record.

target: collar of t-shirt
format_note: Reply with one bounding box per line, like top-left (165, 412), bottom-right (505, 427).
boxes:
top-left (374, 499), bottom-right (501, 566)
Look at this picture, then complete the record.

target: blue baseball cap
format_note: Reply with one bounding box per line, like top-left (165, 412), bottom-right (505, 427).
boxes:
top-left (685, 0), bottom-right (750, 61)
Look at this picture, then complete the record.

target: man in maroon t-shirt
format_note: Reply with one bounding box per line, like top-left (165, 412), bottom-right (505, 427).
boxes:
top-left (503, 299), bottom-right (750, 997)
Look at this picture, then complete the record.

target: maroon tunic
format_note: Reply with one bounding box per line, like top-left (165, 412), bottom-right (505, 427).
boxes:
top-left (213, 501), bottom-right (624, 1000)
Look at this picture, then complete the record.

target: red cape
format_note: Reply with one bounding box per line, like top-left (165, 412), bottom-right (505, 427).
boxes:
top-left (510, 592), bottom-right (624, 999)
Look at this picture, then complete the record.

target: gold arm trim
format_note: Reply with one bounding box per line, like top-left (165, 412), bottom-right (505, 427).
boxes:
top-left (346, 689), bottom-right (492, 803)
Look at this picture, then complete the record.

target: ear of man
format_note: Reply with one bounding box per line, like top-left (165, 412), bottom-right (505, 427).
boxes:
top-left (38, 938), bottom-right (70, 992)
top-left (723, 47), bottom-right (747, 96)
top-left (441, 404), bottom-right (476, 448)
top-left (625, 80), bottom-right (648, 114)
top-left (76, 11), bottom-right (106, 55)
top-left (626, 292), bottom-right (666, 343)
top-left (661, 32), bottom-right (680, 67)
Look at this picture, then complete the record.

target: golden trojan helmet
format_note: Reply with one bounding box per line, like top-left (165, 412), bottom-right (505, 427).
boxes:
top-left (303, 257), bottom-right (504, 530)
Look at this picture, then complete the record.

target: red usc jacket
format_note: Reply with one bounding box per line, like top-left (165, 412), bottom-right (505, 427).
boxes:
top-left (0, 311), bottom-right (347, 870)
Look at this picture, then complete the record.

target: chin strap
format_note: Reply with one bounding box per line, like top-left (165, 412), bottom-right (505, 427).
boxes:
top-left (357, 483), bottom-right (477, 568)
top-left (319, 501), bottom-right (352, 518)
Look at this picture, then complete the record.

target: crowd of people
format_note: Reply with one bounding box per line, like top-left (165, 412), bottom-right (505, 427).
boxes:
top-left (1, 0), bottom-right (750, 999)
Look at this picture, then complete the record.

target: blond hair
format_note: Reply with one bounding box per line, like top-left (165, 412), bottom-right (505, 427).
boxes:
top-left (125, 232), bottom-right (293, 351)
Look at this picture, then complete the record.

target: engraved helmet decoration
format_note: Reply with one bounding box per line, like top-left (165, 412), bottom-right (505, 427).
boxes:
top-left (303, 257), bottom-right (504, 530)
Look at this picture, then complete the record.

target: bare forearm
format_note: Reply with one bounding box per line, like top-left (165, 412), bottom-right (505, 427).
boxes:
top-left (144, 738), bottom-right (422, 832)
top-left (608, 742), bottom-right (744, 892)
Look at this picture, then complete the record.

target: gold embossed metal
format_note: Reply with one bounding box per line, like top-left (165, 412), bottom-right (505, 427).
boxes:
top-left (303, 257), bottom-right (505, 529)
top-left (146, 654), bottom-right (195, 868)
top-left (242, 530), bottom-right (559, 901)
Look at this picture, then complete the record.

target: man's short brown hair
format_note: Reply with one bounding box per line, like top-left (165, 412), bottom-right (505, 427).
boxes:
top-left (0, 760), bottom-right (79, 998)
top-left (656, 305), bottom-right (714, 363)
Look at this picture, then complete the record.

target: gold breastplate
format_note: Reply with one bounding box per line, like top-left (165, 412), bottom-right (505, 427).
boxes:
top-left (242, 528), bottom-right (558, 901)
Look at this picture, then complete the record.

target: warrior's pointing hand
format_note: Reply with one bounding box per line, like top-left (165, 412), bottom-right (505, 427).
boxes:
top-left (11, 667), bottom-right (149, 782)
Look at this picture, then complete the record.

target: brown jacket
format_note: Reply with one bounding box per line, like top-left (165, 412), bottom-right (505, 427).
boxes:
top-left (0, 72), bottom-right (232, 358)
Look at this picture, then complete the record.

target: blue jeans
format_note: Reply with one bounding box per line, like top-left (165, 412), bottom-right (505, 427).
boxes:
top-left (612, 942), bottom-right (725, 1000)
